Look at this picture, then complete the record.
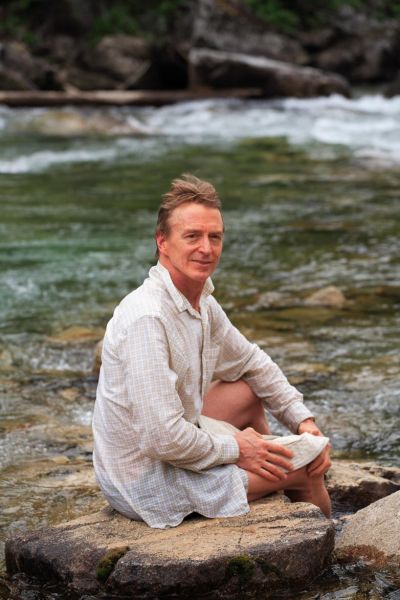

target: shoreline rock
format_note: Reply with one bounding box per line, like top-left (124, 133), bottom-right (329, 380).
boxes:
top-left (4, 459), bottom-right (399, 598)
top-left (189, 48), bottom-right (349, 97)
top-left (0, 1), bottom-right (399, 100)
top-left (335, 491), bottom-right (400, 568)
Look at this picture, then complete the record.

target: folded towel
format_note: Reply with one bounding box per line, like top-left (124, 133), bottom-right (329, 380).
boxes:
top-left (198, 414), bottom-right (329, 471)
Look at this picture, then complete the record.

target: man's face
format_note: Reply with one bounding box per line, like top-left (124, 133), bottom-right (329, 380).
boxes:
top-left (157, 203), bottom-right (224, 288)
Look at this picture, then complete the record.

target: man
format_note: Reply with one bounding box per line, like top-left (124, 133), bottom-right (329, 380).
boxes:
top-left (92, 174), bottom-right (331, 529)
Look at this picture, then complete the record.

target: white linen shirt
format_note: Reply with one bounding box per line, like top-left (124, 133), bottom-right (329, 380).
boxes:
top-left (92, 262), bottom-right (313, 528)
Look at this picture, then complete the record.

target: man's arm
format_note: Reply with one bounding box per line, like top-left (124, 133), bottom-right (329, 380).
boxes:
top-left (118, 315), bottom-right (239, 472)
top-left (210, 299), bottom-right (314, 433)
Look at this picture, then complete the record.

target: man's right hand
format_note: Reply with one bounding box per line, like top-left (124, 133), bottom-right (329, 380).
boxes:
top-left (234, 427), bottom-right (294, 481)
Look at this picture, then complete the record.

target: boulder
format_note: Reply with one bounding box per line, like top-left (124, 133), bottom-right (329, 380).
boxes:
top-left (192, 0), bottom-right (308, 64)
top-left (58, 66), bottom-right (121, 91)
top-left (189, 48), bottom-right (350, 97)
top-left (326, 461), bottom-right (400, 512)
top-left (304, 286), bottom-right (346, 308)
top-left (313, 8), bottom-right (400, 82)
top-left (0, 66), bottom-right (34, 91)
top-left (335, 491), bottom-right (400, 568)
top-left (6, 496), bottom-right (334, 599)
top-left (0, 41), bottom-right (57, 90)
top-left (78, 35), bottom-right (156, 90)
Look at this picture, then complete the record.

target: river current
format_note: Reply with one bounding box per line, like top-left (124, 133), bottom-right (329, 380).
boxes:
top-left (0, 94), bottom-right (399, 599)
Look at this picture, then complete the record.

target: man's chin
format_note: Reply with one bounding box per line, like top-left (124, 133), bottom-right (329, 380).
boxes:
top-left (191, 266), bottom-right (214, 281)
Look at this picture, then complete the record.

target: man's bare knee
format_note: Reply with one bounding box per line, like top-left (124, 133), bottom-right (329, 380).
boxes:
top-left (202, 379), bottom-right (269, 433)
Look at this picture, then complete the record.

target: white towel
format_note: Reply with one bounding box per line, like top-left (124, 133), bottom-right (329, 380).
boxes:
top-left (198, 414), bottom-right (329, 471)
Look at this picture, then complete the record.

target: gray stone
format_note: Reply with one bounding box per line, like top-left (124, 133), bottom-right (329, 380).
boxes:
top-left (0, 41), bottom-right (56, 90)
top-left (0, 66), bottom-right (34, 91)
top-left (336, 491), bottom-right (400, 568)
top-left (78, 35), bottom-right (154, 90)
top-left (189, 48), bottom-right (350, 97)
top-left (6, 496), bottom-right (334, 599)
top-left (314, 14), bottom-right (400, 83)
top-left (193, 0), bottom-right (308, 64)
top-left (326, 460), bottom-right (400, 511)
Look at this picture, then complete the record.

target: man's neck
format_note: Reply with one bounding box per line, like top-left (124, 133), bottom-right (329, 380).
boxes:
top-left (159, 258), bottom-right (204, 311)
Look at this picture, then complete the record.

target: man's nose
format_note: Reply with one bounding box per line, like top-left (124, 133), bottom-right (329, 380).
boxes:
top-left (199, 235), bottom-right (211, 253)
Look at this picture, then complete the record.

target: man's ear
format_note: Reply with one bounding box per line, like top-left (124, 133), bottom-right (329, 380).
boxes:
top-left (155, 231), bottom-right (167, 256)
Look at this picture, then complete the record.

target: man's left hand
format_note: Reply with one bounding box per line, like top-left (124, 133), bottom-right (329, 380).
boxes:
top-left (297, 418), bottom-right (332, 478)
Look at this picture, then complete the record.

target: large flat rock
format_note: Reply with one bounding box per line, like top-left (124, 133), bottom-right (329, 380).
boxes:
top-left (6, 495), bottom-right (334, 599)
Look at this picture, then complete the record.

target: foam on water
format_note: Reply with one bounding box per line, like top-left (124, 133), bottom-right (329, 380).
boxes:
top-left (1, 94), bottom-right (400, 172)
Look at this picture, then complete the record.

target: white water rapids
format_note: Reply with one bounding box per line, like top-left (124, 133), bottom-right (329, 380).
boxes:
top-left (0, 93), bottom-right (400, 173)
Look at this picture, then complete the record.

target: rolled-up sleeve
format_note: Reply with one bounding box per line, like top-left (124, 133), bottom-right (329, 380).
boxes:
top-left (210, 300), bottom-right (314, 433)
top-left (118, 315), bottom-right (239, 471)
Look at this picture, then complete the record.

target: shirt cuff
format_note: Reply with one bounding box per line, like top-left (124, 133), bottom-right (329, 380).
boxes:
top-left (215, 434), bottom-right (240, 463)
top-left (283, 403), bottom-right (315, 434)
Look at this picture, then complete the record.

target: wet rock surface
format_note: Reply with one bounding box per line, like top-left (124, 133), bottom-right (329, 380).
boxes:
top-left (5, 496), bottom-right (334, 599)
top-left (326, 461), bottom-right (400, 512)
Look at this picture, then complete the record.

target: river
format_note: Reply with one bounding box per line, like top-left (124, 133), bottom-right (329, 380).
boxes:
top-left (0, 94), bottom-right (399, 599)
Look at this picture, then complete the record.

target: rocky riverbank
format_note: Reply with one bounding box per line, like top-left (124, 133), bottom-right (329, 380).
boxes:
top-left (4, 457), bottom-right (400, 599)
top-left (1, 0), bottom-right (400, 105)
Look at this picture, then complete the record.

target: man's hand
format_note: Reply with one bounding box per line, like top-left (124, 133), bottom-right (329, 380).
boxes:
top-left (297, 418), bottom-right (332, 478)
top-left (235, 427), bottom-right (294, 481)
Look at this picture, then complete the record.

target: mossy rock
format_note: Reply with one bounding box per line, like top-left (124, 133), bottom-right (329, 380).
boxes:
top-left (96, 545), bottom-right (130, 583)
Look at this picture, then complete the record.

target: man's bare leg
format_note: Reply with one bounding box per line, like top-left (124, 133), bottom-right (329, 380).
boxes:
top-left (247, 468), bottom-right (331, 518)
top-left (202, 380), bottom-right (270, 434)
top-left (202, 379), bottom-right (331, 518)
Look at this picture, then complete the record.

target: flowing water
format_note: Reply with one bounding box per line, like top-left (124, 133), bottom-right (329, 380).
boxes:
top-left (0, 94), bottom-right (399, 599)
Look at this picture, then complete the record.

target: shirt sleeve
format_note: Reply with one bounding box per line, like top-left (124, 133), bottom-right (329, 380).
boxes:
top-left (117, 315), bottom-right (239, 471)
top-left (209, 299), bottom-right (314, 433)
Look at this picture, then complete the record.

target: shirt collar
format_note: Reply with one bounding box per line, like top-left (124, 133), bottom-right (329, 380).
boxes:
top-left (149, 261), bottom-right (214, 314)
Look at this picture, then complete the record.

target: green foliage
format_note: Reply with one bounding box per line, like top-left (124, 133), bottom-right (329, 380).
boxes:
top-left (91, 3), bottom-right (139, 39)
top-left (243, 0), bottom-right (397, 31)
top-left (92, 0), bottom-right (183, 41)
top-left (0, 0), bottom-right (40, 44)
top-left (245, 0), bottom-right (300, 32)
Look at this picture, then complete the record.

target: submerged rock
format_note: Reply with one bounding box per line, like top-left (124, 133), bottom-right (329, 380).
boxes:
top-left (6, 496), bottom-right (334, 599)
top-left (304, 286), bottom-right (346, 308)
top-left (335, 491), bottom-right (400, 568)
top-left (48, 326), bottom-right (105, 344)
top-left (22, 110), bottom-right (148, 137)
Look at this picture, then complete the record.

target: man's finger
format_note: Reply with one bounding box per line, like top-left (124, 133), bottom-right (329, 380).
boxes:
top-left (266, 451), bottom-right (293, 472)
top-left (307, 451), bottom-right (331, 477)
top-left (257, 465), bottom-right (285, 482)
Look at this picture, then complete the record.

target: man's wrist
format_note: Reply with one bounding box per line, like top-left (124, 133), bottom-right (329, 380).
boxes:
top-left (297, 417), bottom-right (316, 434)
